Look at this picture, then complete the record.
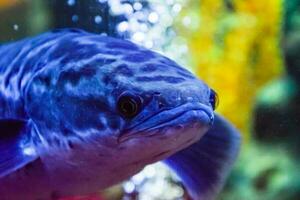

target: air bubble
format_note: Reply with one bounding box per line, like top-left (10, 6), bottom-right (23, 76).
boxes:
top-left (148, 12), bottom-right (159, 23)
top-left (117, 21), bottom-right (129, 32)
top-left (94, 15), bottom-right (102, 24)
top-left (172, 4), bottom-right (182, 13)
top-left (182, 16), bottom-right (191, 26)
top-left (123, 181), bottom-right (135, 193)
top-left (72, 15), bottom-right (79, 22)
top-left (133, 2), bottom-right (143, 11)
top-left (123, 3), bottom-right (133, 15)
top-left (145, 40), bottom-right (153, 49)
top-left (132, 32), bottom-right (145, 43)
top-left (67, 0), bottom-right (75, 6)
top-left (13, 24), bottom-right (19, 31)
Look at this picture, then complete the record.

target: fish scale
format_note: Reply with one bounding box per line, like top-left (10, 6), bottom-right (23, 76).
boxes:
top-left (0, 29), bottom-right (240, 200)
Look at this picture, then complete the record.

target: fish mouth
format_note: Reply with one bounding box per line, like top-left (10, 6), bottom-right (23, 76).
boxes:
top-left (118, 102), bottom-right (214, 143)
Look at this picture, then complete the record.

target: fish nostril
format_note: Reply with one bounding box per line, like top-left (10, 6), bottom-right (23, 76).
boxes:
top-left (158, 101), bottom-right (165, 109)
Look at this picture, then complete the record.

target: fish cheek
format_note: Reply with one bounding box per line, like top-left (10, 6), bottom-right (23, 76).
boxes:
top-left (54, 95), bottom-right (111, 131)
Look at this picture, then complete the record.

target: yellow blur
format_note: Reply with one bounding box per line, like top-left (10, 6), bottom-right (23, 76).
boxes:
top-left (176, 0), bottom-right (284, 141)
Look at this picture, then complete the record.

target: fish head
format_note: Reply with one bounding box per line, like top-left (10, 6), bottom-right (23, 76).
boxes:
top-left (25, 33), bottom-right (218, 163)
top-left (106, 51), bottom-right (218, 164)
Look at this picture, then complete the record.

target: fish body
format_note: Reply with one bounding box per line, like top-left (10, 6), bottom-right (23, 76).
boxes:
top-left (0, 29), bottom-right (240, 200)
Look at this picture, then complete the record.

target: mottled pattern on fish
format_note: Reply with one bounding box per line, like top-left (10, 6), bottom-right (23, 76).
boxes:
top-left (0, 29), bottom-right (240, 200)
top-left (0, 28), bottom-right (208, 138)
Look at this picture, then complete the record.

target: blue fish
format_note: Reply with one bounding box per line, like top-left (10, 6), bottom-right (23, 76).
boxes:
top-left (0, 29), bottom-right (240, 200)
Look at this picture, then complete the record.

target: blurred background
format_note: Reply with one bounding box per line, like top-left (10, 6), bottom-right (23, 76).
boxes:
top-left (0, 0), bottom-right (299, 199)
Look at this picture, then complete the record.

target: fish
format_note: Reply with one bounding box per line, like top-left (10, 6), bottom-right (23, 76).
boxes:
top-left (0, 28), bottom-right (240, 200)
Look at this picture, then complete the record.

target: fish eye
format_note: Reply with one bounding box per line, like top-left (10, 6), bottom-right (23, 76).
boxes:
top-left (209, 89), bottom-right (219, 110)
top-left (117, 92), bottom-right (142, 118)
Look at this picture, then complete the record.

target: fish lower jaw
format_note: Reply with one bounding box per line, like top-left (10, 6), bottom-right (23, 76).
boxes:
top-left (0, 122), bottom-right (209, 199)
top-left (46, 123), bottom-right (208, 198)
top-left (115, 120), bottom-right (210, 171)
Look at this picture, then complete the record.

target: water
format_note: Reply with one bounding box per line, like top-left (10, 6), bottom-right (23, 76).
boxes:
top-left (0, 0), bottom-right (299, 200)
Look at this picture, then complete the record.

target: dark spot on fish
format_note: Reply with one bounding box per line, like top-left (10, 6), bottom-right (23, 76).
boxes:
top-left (106, 41), bottom-right (138, 50)
top-left (78, 65), bottom-right (97, 77)
top-left (102, 75), bottom-right (111, 85)
top-left (58, 69), bottom-right (81, 86)
top-left (102, 75), bottom-right (118, 87)
top-left (68, 141), bottom-right (75, 149)
top-left (123, 52), bottom-right (155, 63)
top-left (113, 64), bottom-right (134, 77)
top-left (158, 101), bottom-right (165, 109)
top-left (140, 63), bottom-right (158, 72)
top-left (107, 116), bottom-right (120, 130)
top-left (37, 75), bottom-right (51, 87)
top-left (136, 76), bottom-right (185, 84)
top-left (60, 123), bottom-right (73, 136)
top-left (84, 97), bottom-right (110, 112)
top-left (58, 65), bottom-right (97, 86)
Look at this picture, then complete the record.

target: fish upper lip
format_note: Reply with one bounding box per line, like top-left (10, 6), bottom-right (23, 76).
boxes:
top-left (118, 102), bottom-right (214, 142)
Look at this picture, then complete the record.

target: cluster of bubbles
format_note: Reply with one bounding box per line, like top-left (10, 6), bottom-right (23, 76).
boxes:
top-left (123, 163), bottom-right (185, 200)
top-left (109, 0), bottom-right (189, 64)
top-left (68, 1), bottom-right (104, 29)
top-left (64, 0), bottom-right (189, 67)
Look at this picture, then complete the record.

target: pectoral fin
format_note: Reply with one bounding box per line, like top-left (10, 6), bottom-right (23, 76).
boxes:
top-left (0, 119), bottom-right (38, 178)
top-left (164, 114), bottom-right (241, 200)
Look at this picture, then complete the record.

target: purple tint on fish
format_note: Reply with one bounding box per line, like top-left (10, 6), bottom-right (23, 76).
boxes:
top-left (0, 29), bottom-right (240, 200)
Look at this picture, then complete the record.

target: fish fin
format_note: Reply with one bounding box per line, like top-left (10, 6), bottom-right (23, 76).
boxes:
top-left (164, 113), bottom-right (241, 200)
top-left (0, 119), bottom-right (38, 178)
